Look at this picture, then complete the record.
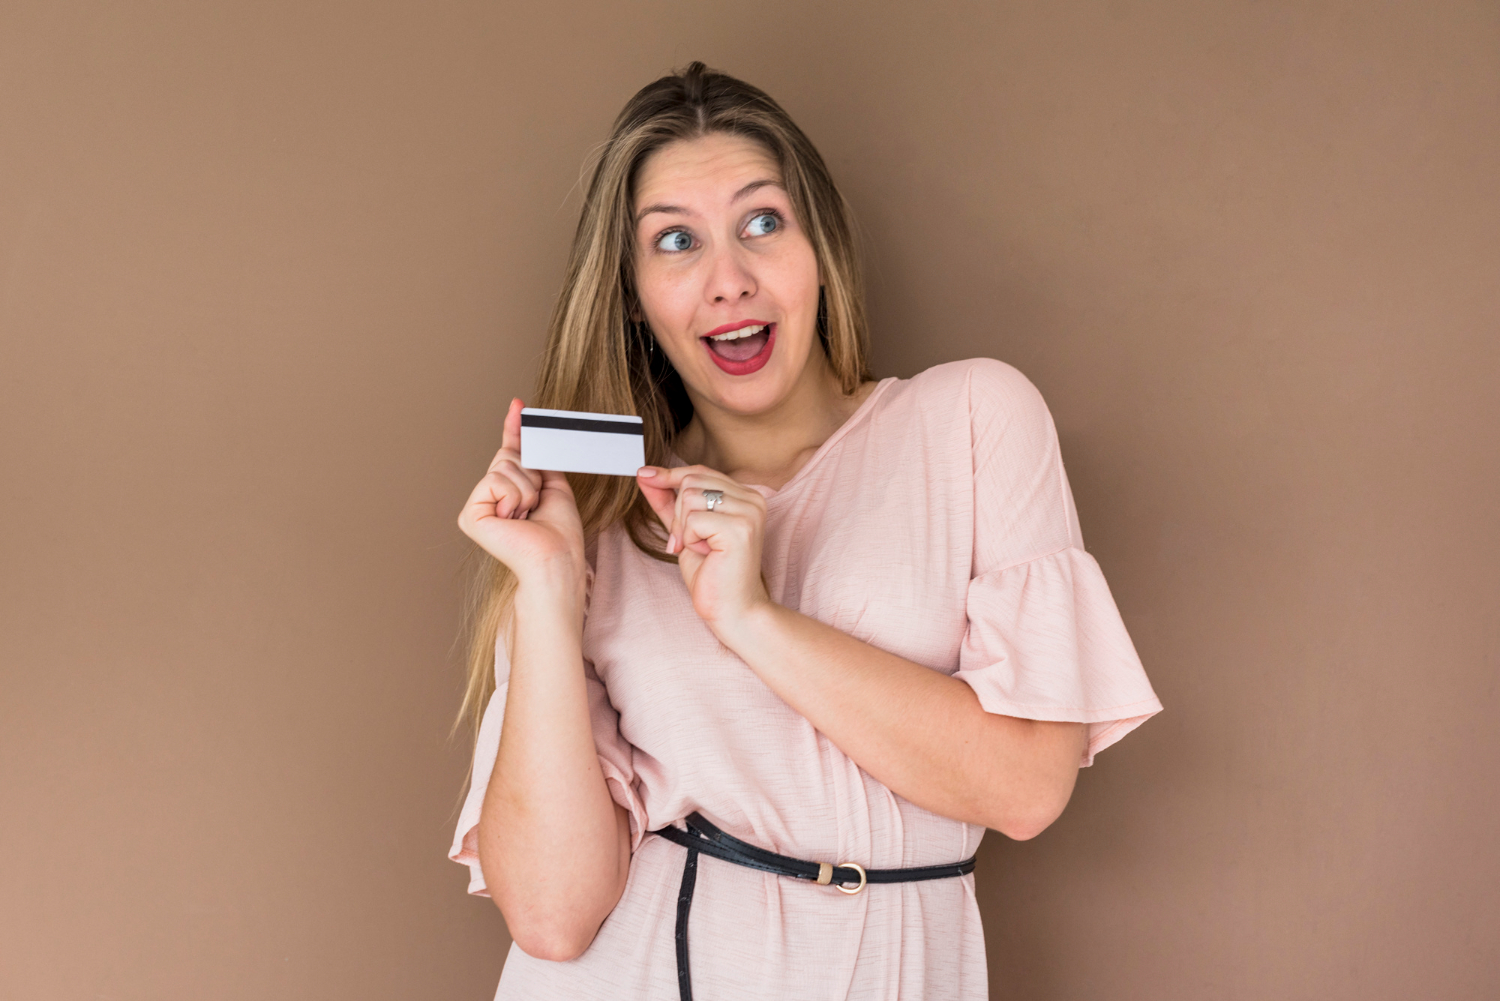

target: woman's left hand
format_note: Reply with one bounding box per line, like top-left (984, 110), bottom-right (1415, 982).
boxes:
top-left (637, 465), bottom-right (770, 632)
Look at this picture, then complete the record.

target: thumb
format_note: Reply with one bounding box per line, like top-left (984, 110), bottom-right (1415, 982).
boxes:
top-left (500, 398), bottom-right (524, 454)
top-left (532, 467), bottom-right (577, 517)
top-left (635, 467), bottom-right (676, 530)
top-left (539, 467), bottom-right (574, 495)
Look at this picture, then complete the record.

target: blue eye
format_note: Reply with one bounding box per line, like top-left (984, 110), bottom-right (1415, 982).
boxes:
top-left (745, 213), bottom-right (779, 236)
top-left (656, 230), bottom-right (692, 252)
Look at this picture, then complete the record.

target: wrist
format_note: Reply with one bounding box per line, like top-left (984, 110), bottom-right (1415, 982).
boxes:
top-left (514, 564), bottom-right (587, 625)
top-left (709, 597), bottom-right (785, 656)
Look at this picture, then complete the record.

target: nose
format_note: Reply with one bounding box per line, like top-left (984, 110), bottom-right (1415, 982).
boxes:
top-left (703, 242), bottom-right (757, 304)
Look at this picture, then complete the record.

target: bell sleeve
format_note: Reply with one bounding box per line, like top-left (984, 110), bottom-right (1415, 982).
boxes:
top-left (950, 359), bottom-right (1162, 766)
top-left (448, 578), bottom-right (649, 897)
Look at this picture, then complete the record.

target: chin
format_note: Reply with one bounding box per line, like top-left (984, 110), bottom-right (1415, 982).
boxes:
top-left (700, 369), bottom-right (796, 416)
top-left (678, 320), bottom-right (822, 417)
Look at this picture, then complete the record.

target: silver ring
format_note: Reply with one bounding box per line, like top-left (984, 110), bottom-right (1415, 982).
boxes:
top-left (702, 489), bottom-right (724, 512)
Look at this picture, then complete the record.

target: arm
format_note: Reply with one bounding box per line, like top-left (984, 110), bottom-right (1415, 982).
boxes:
top-left (479, 580), bottom-right (631, 959)
top-left (639, 466), bottom-right (1086, 840)
top-left (458, 400), bottom-right (631, 960)
top-left (716, 604), bottom-right (1084, 838)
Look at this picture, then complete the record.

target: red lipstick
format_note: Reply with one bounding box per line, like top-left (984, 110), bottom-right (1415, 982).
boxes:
top-left (701, 321), bottom-right (775, 376)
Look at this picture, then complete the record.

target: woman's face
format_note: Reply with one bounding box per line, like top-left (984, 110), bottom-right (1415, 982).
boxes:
top-left (632, 133), bottom-right (822, 418)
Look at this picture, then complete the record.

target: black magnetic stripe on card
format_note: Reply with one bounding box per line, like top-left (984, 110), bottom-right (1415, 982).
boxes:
top-left (521, 414), bottom-right (645, 435)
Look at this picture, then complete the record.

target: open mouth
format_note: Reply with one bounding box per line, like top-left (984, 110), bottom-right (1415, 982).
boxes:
top-left (702, 321), bottom-right (775, 375)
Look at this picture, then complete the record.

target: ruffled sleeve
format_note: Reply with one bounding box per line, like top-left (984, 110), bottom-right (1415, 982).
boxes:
top-left (950, 359), bottom-right (1162, 766)
top-left (448, 576), bottom-right (649, 897)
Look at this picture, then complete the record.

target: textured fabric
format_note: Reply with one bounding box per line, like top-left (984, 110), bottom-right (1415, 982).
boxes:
top-left (450, 358), bottom-right (1162, 999)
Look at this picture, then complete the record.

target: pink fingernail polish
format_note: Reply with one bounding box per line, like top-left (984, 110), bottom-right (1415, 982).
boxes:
top-left (667, 533), bottom-right (677, 553)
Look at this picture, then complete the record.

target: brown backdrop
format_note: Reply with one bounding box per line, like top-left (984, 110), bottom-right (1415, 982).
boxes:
top-left (3, 2), bottom-right (1497, 998)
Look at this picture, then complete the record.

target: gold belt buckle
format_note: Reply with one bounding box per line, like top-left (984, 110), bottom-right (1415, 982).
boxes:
top-left (816, 861), bottom-right (867, 895)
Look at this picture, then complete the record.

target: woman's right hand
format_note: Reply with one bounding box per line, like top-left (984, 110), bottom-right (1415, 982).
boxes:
top-left (458, 398), bottom-right (586, 593)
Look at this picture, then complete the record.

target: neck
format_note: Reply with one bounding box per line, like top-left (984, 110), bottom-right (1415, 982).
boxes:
top-left (675, 349), bottom-right (873, 490)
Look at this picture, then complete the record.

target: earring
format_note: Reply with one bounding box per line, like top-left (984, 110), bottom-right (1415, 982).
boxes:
top-left (638, 319), bottom-right (655, 361)
top-left (815, 286), bottom-right (829, 346)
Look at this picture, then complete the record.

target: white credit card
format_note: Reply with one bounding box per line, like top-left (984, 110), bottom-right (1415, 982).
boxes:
top-left (520, 407), bottom-right (645, 476)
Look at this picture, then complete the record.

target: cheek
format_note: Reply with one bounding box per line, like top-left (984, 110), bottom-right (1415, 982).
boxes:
top-left (768, 247), bottom-right (822, 324)
top-left (636, 267), bottom-right (698, 331)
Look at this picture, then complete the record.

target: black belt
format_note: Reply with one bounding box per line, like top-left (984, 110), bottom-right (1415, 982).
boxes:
top-left (653, 812), bottom-right (977, 1000)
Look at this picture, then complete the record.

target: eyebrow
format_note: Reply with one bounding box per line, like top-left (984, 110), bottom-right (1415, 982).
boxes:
top-left (634, 178), bottom-right (784, 225)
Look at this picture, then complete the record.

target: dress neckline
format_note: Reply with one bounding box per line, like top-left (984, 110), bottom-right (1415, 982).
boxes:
top-left (669, 376), bottom-right (898, 502)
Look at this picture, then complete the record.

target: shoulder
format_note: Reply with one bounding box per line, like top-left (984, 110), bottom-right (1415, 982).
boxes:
top-left (904, 357), bottom-right (1052, 430)
top-left (855, 359), bottom-right (1058, 472)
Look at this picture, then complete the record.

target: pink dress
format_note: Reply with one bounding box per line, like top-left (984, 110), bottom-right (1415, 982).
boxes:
top-left (451, 358), bottom-right (1162, 999)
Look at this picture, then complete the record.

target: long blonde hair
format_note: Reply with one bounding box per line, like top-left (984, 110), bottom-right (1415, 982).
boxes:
top-left (457, 62), bottom-right (872, 737)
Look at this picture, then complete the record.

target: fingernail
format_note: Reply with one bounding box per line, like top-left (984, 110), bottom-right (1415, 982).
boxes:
top-left (667, 533), bottom-right (677, 553)
top-left (638, 466), bottom-right (656, 478)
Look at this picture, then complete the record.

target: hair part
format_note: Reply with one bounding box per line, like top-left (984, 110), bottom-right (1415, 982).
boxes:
top-left (456, 62), bottom-right (871, 738)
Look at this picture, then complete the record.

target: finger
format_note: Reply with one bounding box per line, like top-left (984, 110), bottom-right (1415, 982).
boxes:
top-left (680, 478), bottom-right (763, 552)
top-left (667, 473), bottom-right (730, 540)
top-left (639, 464), bottom-right (749, 508)
top-left (669, 485), bottom-right (731, 553)
top-left (681, 485), bottom-right (746, 516)
top-left (671, 516), bottom-right (712, 556)
top-left (495, 459), bottom-right (539, 516)
top-left (672, 478), bottom-right (687, 542)
top-left (459, 468), bottom-right (523, 531)
top-left (636, 467), bottom-right (679, 532)
top-left (499, 398), bottom-right (524, 455)
top-left (678, 510), bottom-right (742, 554)
top-left (637, 464), bottom-right (725, 492)
top-left (491, 447), bottom-right (543, 492)
top-left (676, 472), bottom-right (761, 508)
top-left (669, 485), bottom-right (697, 546)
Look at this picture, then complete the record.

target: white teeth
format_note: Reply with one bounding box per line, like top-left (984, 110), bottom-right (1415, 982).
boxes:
top-left (709, 324), bottom-right (766, 341)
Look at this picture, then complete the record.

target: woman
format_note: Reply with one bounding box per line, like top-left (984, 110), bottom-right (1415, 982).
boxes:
top-left (451, 63), bottom-right (1160, 999)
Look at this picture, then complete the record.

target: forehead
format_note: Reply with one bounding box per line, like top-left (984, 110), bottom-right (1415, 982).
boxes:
top-left (633, 134), bottom-right (782, 212)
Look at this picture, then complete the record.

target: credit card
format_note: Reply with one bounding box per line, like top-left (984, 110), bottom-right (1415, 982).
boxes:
top-left (519, 407), bottom-right (645, 477)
